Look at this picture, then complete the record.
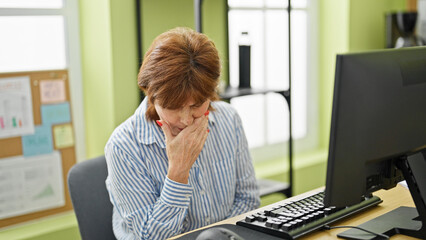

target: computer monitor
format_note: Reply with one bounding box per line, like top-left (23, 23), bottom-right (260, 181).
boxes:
top-left (323, 46), bottom-right (426, 239)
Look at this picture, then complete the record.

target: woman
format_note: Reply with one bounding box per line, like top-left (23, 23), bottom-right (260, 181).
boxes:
top-left (105, 27), bottom-right (260, 240)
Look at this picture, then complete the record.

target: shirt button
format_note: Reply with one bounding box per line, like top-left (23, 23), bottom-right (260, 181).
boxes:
top-left (200, 190), bottom-right (205, 195)
top-left (206, 217), bottom-right (210, 224)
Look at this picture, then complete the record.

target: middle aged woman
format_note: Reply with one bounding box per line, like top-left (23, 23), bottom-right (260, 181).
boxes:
top-left (105, 27), bottom-right (260, 240)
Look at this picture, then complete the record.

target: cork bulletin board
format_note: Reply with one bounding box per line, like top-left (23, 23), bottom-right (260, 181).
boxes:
top-left (0, 70), bottom-right (76, 228)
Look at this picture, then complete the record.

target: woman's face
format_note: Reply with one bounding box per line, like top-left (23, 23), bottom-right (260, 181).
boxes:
top-left (154, 99), bottom-right (210, 136)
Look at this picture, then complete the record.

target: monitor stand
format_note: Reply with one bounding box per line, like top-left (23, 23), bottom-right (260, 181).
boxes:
top-left (338, 150), bottom-right (426, 240)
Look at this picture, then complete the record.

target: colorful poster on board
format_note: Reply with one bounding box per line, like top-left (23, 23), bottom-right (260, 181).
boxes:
top-left (39, 80), bottom-right (66, 104)
top-left (0, 76), bottom-right (35, 139)
top-left (0, 151), bottom-right (65, 219)
top-left (53, 124), bottom-right (74, 149)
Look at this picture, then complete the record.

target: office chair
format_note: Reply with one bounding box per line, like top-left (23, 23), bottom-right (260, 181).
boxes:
top-left (68, 155), bottom-right (116, 240)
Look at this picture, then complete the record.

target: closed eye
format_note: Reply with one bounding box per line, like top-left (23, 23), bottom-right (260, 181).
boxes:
top-left (190, 103), bottom-right (203, 108)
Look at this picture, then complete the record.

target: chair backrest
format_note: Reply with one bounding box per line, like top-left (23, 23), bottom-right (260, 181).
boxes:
top-left (68, 156), bottom-right (116, 240)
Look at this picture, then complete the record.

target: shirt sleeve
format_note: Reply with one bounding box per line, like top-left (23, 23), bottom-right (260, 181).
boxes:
top-left (226, 113), bottom-right (261, 218)
top-left (105, 144), bottom-right (193, 240)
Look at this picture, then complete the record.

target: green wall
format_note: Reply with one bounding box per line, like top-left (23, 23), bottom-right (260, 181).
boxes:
top-left (318, 0), bottom-right (350, 150)
top-left (80, 0), bottom-right (139, 159)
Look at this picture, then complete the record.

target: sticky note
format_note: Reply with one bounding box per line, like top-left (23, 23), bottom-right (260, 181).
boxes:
top-left (53, 124), bottom-right (74, 149)
top-left (22, 125), bottom-right (53, 156)
top-left (40, 80), bottom-right (66, 103)
top-left (41, 102), bottom-right (71, 125)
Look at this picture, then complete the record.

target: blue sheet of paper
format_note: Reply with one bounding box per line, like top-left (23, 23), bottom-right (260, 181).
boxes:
top-left (22, 125), bottom-right (53, 156)
top-left (41, 102), bottom-right (71, 125)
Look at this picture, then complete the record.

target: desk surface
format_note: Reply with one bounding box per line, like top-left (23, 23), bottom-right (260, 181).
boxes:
top-left (171, 184), bottom-right (417, 239)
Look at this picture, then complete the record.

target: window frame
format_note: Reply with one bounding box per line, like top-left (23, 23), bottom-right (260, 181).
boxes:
top-left (0, 0), bottom-right (85, 162)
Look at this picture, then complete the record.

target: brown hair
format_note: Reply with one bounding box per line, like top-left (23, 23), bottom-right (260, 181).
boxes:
top-left (138, 27), bottom-right (221, 120)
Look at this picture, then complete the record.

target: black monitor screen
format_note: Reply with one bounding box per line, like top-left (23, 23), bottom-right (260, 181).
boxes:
top-left (323, 46), bottom-right (426, 239)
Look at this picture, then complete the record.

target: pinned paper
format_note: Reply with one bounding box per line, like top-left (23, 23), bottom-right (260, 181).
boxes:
top-left (0, 152), bottom-right (65, 219)
top-left (41, 102), bottom-right (71, 125)
top-left (0, 76), bottom-right (35, 139)
top-left (22, 125), bottom-right (53, 156)
top-left (40, 80), bottom-right (66, 103)
top-left (53, 124), bottom-right (74, 149)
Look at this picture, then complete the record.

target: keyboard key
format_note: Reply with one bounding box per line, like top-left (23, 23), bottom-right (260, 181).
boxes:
top-left (265, 220), bottom-right (275, 227)
top-left (301, 216), bottom-right (310, 224)
top-left (256, 215), bottom-right (268, 222)
top-left (281, 223), bottom-right (292, 231)
top-left (271, 208), bottom-right (285, 217)
top-left (312, 212), bottom-right (321, 219)
top-left (272, 221), bottom-right (283, 229)
top-left (291, 213), bottom-right (304, 218)
top-left (277, 212), bottom-right (293, 218)
top-left (289, 220), bottom-right (298, 226)
top-left (245, 215), bottom-right (255, 222)
top-left (323, 207), bottom-right (333, 215)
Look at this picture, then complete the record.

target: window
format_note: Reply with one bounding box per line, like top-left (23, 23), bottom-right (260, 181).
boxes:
top-left (0, 15), bottom-right (66, 72)
top-left (228, 0), bottom-right (318, 160)
top-left (0, 0), bottom-right (85, 161)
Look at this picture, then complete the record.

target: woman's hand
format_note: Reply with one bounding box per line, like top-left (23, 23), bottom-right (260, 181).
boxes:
top-left (158, 114), bottom-right (209, 184)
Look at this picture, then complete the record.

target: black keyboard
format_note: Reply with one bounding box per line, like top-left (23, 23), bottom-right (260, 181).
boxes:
top-left (236, 191), bottom-right (382, 239)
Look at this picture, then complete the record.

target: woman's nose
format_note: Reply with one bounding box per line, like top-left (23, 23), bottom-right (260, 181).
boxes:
top-left (180, 109), bottom-right (194, 126)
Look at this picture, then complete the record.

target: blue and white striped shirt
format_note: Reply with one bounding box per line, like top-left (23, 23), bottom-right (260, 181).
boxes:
top-left (105, 98), bottom-right (260, 240)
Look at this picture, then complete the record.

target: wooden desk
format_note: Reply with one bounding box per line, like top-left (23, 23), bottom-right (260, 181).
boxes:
top-left (171, 184), bottom-right (417, 239)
